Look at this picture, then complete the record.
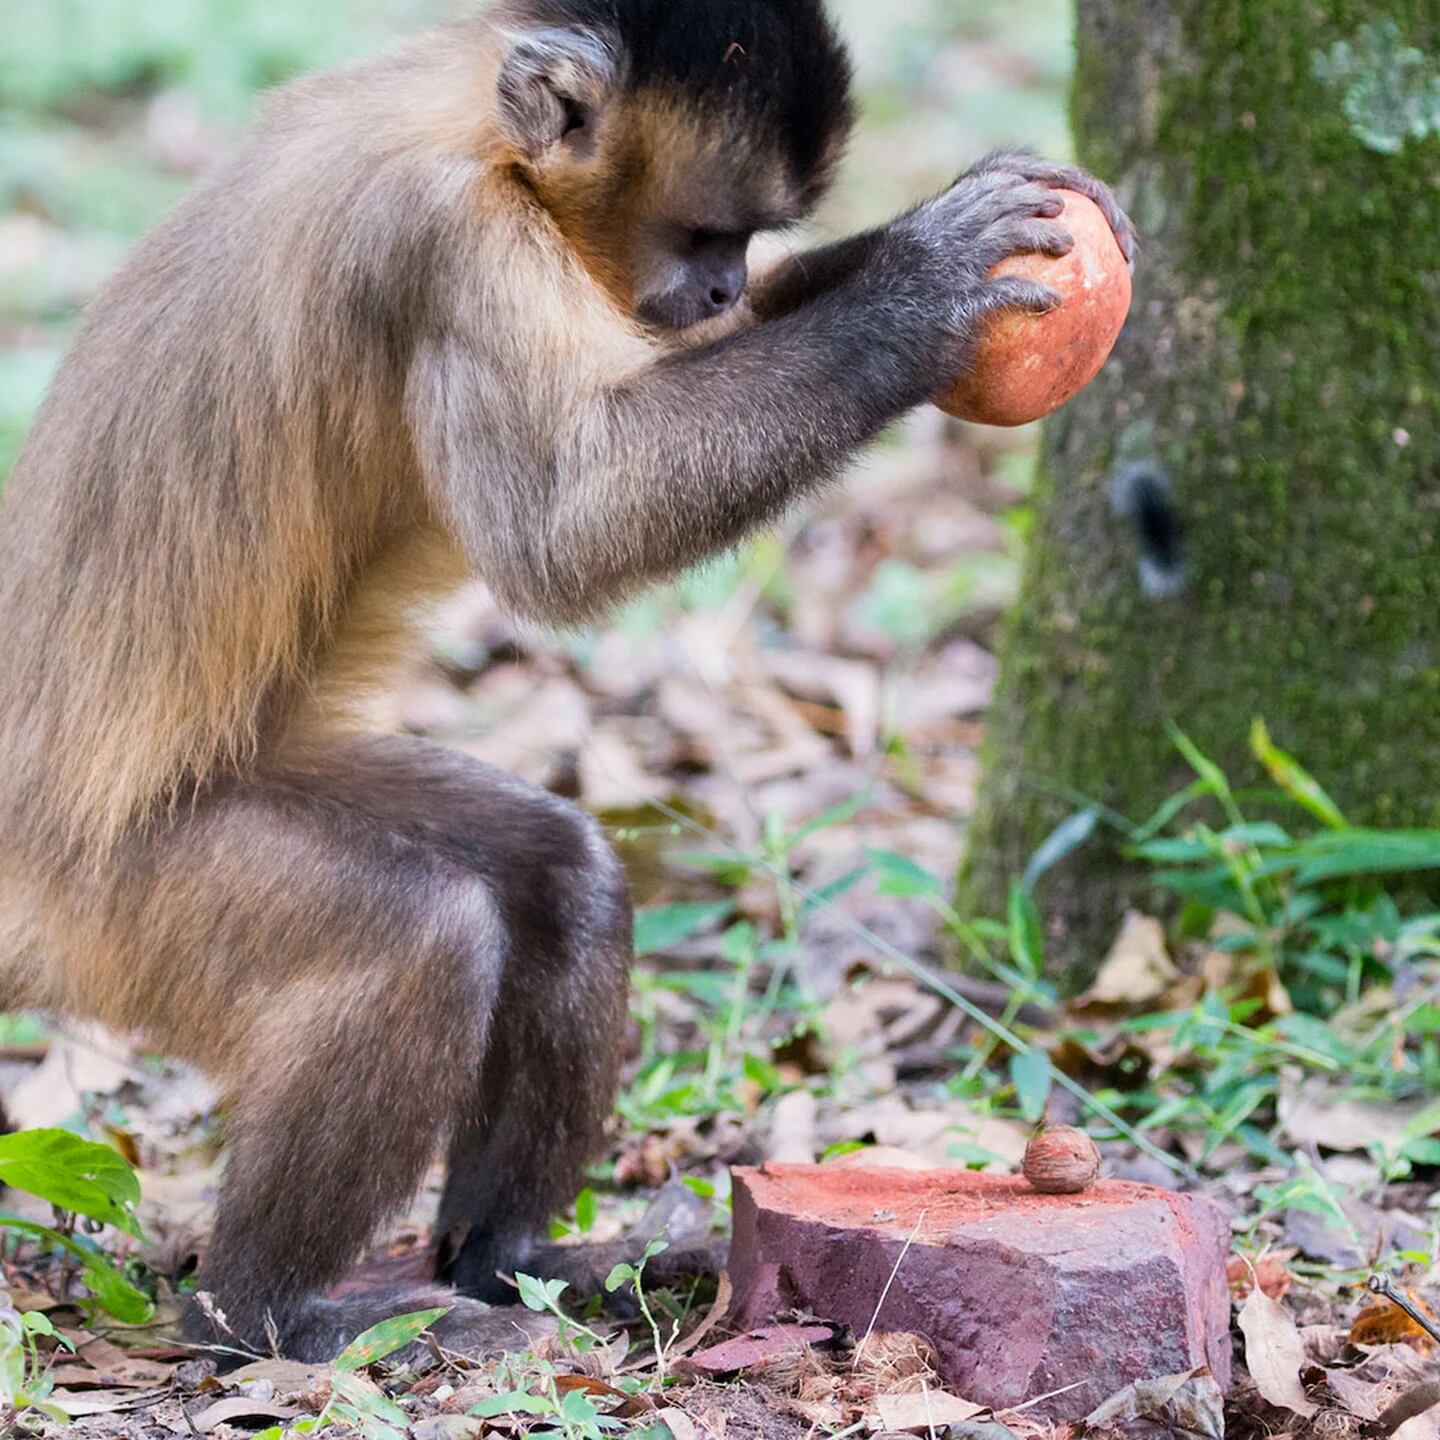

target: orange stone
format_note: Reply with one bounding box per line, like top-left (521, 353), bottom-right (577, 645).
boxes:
top-left (937, 188), bottom-right (1132, 428)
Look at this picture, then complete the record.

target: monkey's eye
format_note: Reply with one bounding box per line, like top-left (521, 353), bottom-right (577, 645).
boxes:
top-left (687, 227), bottom-right (751, 253)
top-left (559, 96), bottom-right (588, 139)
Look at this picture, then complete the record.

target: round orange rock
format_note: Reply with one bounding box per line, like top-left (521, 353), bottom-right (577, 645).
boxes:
top-left (936, 189), bottom-right (1132, 428)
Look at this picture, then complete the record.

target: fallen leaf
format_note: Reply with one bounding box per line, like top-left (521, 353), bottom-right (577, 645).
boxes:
top-left (1384, 1382), bottom-right (1440, 1438)
top-left (50, 1387), bottom-right (168, 1419)
top-left (224, 1357), bottom-right (327, 1393)
top-left (671, 1272), bottom-right (734, 1360)
top-left (1351, 1292), bottom-right (1439, 1352)
top-left (1305, 1365), bottom-right (1384, 1420)
top-left (1278, 1073), bottom-right (1435, 1154)
top-left (1227, 1251), bottom-right (1295, 1301)
top-left (680, 1324), bottom-right (841, 1378)
top-left (6, 1028), bottom-right (136, 1128)
top-left (1074, 912), bottom-right (1177, 1010)
top-left (1239, 1288), bottom-right (1317, 1417)
top-left (188, 1396), bottom-right (301, 1431)
top-left (658, 1410), bottom-right (705, 1440)
top-left (1084, 1366), bottom-right (1224, 1439)
top-left (766, 1088), bottom-right (818, 1165)
top-left (875, 1387), bottom-right (985, 1432)
top-left (553, 1374), bottom-right (653, 1419)
top-left (1395, 1407), bottom-right (1440, 1440)
top-left (411, 1418), bottom-right (484, 1440)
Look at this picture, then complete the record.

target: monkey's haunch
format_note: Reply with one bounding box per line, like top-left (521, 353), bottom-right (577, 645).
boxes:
top-left (937, 189), bottom-right (1132, 428)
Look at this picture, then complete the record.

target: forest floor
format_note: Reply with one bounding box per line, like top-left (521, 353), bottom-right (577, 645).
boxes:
top-left (3, 418), bottom-right (1438, 1439)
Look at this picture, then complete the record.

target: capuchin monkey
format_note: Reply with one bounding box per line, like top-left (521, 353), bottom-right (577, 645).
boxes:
top-left (0, 0), bottom-right (1133, 1361)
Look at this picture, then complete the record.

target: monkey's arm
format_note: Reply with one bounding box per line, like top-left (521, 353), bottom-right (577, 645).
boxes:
top-left (753, 151), bottom-right (1135, 322)
top-left (414, 166), bottom-right (1117, 624)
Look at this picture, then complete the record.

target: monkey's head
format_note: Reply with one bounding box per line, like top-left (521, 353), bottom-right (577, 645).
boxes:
top-left (494, 0), bottom-right (854, 332)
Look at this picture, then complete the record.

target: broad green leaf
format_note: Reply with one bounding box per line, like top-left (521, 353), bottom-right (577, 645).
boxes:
top-left (1167, 724), bottom-right (1244, 826)
top-left (1407, 1005), bottom-right (1440, 1034)
top-left (333, 1307), bottom-right (447, 1371)
top-left (865, 848), bottom-right (941, 897)
top-left (633, 901), bottom-right (733, 957)
top-left (1250, 719), bottom-right (1347, 829)
top-left (742, 1052), bottom-right (782, 1092)
top-left (573, 1187), bottom-right (597, 1235)
top-left (1022, 808), bottom-right (1099, 890)
top-left (1009, 1049), bottom-right (1052, 1124)
top-left (801, 866), bottom-right (868, 914)
top-left (0, 1129), bottom-right (142, 1236)
top-left (1292, 829), bottom-right (1440, 884)
top-left (515, 1272), bottom-right (568, 1314)
top-left (1006, 882), bottom-right (1044, 979)
top-left (0, 1215), bottom-right (153, 1323)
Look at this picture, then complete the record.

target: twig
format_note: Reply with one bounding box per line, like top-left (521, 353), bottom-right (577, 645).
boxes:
top-left (853, 1207), bottom-right (927, 1370)
top-left (1369, 1273), bottom-right (1440, 1346)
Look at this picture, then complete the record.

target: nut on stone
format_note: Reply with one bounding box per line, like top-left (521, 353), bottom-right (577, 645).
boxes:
top-left (1023, 1126), bottom-right (1101, 1194)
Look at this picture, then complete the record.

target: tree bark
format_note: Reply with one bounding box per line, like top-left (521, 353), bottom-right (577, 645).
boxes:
top-left (963, 0), bottom-right (1440, 979)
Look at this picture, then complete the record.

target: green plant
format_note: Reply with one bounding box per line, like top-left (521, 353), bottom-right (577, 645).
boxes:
top-left (514, 1273), bottom-right (610, 1353)
top-left (605, 1239), bottom-right (674, 1383)
top-left (252, 1308), bottom-right (448, 1440)
top-left (0, 1307), bottom-right (74, 1430)
top-left (0, 1129), bottom-right (153, 1323)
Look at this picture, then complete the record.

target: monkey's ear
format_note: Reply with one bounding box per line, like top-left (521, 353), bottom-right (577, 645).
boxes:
top-left (496, 27), bottom-right (618, 160)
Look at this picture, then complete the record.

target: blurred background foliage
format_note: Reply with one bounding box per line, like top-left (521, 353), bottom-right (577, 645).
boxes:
top-left (0, 0), bottom-right (1070, 483)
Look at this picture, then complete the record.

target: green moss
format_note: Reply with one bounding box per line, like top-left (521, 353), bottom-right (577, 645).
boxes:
top-left (964, 0), bottom-right (1440, 981)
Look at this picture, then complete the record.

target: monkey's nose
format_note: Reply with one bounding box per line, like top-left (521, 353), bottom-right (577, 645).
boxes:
top-left (707, 285), bottom-right (737, 312)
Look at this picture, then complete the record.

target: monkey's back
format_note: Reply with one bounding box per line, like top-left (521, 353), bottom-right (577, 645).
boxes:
top-left (0, 34), bottom-right (497, 863)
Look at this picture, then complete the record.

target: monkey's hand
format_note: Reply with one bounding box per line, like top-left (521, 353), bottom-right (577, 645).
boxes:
top-left (893, 169), bottom-right (1077, 352)
top-left (962, 149), bottom-right (1136, 269)
top-left (889, 155), bottom-right (1133, 374)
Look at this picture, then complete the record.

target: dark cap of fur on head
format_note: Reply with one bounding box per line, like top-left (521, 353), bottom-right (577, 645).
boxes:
top-left (510, 0), bottom-right (855, 186)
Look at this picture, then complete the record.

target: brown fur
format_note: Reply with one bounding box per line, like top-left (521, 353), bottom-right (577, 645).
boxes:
top-left (0, 0), bottom-right (1129, 1360)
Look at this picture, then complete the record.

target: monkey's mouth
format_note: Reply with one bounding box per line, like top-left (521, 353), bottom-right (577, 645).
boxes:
top-left (636, 288), bottom-right (745, 334)
top-left (637, 297), bottom-right (751, 346)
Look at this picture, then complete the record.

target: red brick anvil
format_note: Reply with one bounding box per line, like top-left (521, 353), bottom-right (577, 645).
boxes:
top-left (728, 1163), bottom-right (1231, 1421)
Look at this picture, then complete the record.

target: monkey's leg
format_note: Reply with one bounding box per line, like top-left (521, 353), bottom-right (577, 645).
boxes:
top-left (79, 747), bottom-right (572, 1361)
top-left (428, 772), bottom-right (634, 1303)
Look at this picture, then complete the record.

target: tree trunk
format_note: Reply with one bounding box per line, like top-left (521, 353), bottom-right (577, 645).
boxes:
top-left (963, 0), bottom-right (1440, 979)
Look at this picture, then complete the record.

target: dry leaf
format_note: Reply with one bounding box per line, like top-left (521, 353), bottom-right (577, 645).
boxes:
top-left (1239, 1288), bottom-right (1317, 1417)
top-left (1083, 1366), bottom-right (1224, 1439)
top-left (6, 1027), bottom-right (136, 1128)
top-left (1351, 1292), bottom-right (1439, 1353)
top-left (658, 1410), bottom-right (705, 1440)
top-left (188, 1396), bottom-right (300, 1432)
top-left (1227, 1251), bottom-right (1295, 1301)
top-left (766, 1088), bottom-right (818, 1165)
top-left (1308, 1365), bottom-right (1384, 1421)
top-left (49, 1387), bottom-right (168, 1419)
top-left (1278, 1072), bottom-right (1435, 1153)
top-left (1383, 1382), bottom-right (1440, 1438)
top-left (51, 1334), bottom-right (176, 1389)
top-left (1075, 912), bottom-right (1177, 1010)
top-left (411, 1418), bottom-right (485, 1440)
top-left (875, 1387), bottom-right (985, 1432)
top-left (680, 1324), bottom-right (840, 1378)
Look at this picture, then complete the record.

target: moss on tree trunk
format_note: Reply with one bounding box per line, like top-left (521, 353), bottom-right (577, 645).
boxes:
top-left (963, 1), bottom-right (1440, 979)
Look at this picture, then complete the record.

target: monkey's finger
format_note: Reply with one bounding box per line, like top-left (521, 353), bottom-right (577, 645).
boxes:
top-left (1020, 163), bottom-right (1137, 268)
top-left (972, 276), bottom-right (1063, 317)
top-left (1004, 221), bottom-right (1075, 258)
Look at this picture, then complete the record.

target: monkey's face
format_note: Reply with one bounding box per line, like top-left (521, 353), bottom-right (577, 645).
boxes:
top-left (528, 95), bottom-right (814, 334)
